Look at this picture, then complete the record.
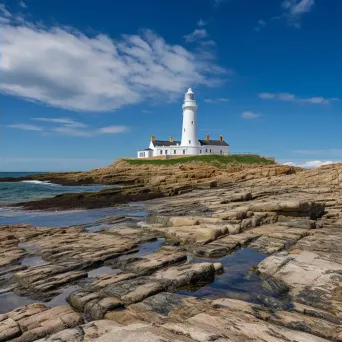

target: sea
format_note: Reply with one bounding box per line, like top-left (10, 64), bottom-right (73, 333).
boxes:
top-left (0, 172), bottom-right (146, 227)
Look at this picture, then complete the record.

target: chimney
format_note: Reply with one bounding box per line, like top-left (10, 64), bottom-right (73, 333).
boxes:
top-left (151, 135), bottom-right (155, 142)
top-left (219, 135), bottom-right (223, 142)
top-left (206, 134), bottom-right (210, 142)
top-left (170, 136), bottom-right (174, 143)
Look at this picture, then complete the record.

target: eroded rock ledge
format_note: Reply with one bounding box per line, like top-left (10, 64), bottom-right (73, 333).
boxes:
top-left (1, 163), bottom-right (342, 341)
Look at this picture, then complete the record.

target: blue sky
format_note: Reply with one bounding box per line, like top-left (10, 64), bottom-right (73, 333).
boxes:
top-left (0, 0), bottom-right (341, 171)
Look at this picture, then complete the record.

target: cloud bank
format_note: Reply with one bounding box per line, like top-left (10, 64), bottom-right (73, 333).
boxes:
top-left (283, 160), bottom-right (336, 168)
top-left (7, 117), bottom-right (130, 137)
top-left (0, 6), bottom-right (227, 112)
top-left (258, 92), bottom-right (338, 104)
top-left (282, 0), bottom-right (315, 28)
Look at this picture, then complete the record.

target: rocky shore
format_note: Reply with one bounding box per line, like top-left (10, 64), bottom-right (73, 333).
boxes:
top-left (1, 161), bottom-right (342, 341)
top-left (3, 158), bottom-right (300, 210)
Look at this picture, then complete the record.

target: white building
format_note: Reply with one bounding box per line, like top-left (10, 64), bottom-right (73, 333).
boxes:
top-left (137, 88), bottom-right (229, 158)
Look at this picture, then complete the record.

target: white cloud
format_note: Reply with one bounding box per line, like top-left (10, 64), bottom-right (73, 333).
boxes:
top-left (204, 97), bottom-right (229, 103)
top-left (0, 6), bottom-right (227, 112)
top-left (197, 19), bottom-right (208, 27)
top-left (53, 127), bottom-right (93, 137)
top-left (7, 117), bottom-right (130, 137)
top-left (0, 4), bottom-right (11, 17)
top-left (283, 160), bottom-right (335, 168)
top-left (241, 111), bottom-right (260, 119)
top-left (258, 92), bottom-right (275, 99)
top-left (142, 109), bottom-right (153, 114)
top-left (32, 117), bottom-right (86, 128)
top-left (281, 0), bottom-right (315, 28)
top-left (7, 123), bottom-right (43, 131)
top-left (183, 29), bottom-right (208, 42)
top-left (258, 92), bottom-right (337, 104)
top-left (200, 40), bottom-right (216, 47)
top-left (254, 19), bottom-right (267, 32)
top-left (19, 1), bottom-right (27, 8)
top-left (96, 125), bottom-right (130, 134)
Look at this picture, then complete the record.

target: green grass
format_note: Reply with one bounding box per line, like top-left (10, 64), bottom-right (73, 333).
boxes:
top-left (123, 155), bottom-right (275, 167)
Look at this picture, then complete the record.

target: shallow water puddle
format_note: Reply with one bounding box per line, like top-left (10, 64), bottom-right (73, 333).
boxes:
top-left (132, 238), bottom-right (165, 258)
top-left (46, 285), bottom-right (80, 307)
top-left (179, 248), bottom-right (271, 302)
top-left (85, 223), bottom-right (113, 232)
top-left (18, 241), bottom-right (39, 254)
top-left (0, 292), bottom-right (41, 314)
top-left (20, 256), bottom-right (49, 267)
top-left (88, 266), bottom-right (120, 278)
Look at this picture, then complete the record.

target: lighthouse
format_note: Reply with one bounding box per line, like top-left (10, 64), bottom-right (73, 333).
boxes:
top-left (181, 88), bottom-right (200, 155)
top-left (137, 87), bottom-right (229, 158)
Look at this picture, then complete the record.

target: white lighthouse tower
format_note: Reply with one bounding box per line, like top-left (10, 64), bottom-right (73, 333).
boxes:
top-left (181, 88), bottom-right (200, 155)
top-left (136, 87), bottom-right (230, 158)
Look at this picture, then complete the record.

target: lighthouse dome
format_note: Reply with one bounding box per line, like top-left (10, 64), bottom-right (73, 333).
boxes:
top-left (185, 88), bottom-right (195, 101)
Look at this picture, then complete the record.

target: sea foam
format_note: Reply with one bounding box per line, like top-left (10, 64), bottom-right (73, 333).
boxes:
top-left (21, 180), bottom-right (54, 185)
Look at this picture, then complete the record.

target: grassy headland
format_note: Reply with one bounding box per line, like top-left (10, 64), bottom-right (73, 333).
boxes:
top-left (123, 155), bottom-right (274, 167)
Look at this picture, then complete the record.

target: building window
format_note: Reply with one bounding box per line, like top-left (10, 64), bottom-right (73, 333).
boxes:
top-left (174, 150), bottom-right (176, 154)
top-left (189, 140), bottom-right (191, 144)
top-left (165, 150), bottom-right (168, 155)
top-left (160, 150), bottom-right (163, 155)
top-left (200, 150), bottom-right (202, 154)
top-left (205, 149), bottom-right (207, 153)
top-left (210, 149), bottom-right (212, 153)
top-left (183, 150), bottom-right (185, 154)
top-left (220, 150), bottom-right (222, 155)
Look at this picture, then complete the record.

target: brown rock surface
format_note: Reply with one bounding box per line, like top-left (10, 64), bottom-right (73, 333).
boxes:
top-left (2, 162), bottom-right (342, 341)
top-left (0, 303), bottom-right (83, 342)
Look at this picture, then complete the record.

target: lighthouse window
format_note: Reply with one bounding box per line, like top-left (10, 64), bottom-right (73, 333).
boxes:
top-left (191, 121), bottom-right (193, 125)
top-left (184, 128), bottom-right (185, 132)
top-left (189, 140), bottom-right (191, 144)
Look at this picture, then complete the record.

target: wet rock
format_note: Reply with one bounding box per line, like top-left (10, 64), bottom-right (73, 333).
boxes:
top-left (89, 273), bottom-right (137, 291)
top-left (254, 293), bottom-right (291, 311)
top-left (35, 320), bottom-right (190, 342)
top-left (278, 219), bottom-right (317, 229)
top-left (262, 278), bottom-right (289, 296)
top-left (0, 304), bottom-right (83, 342)
top-left (153, 262), bottom-right (217, 290)
top-left (257, 247), bottom-right (342, 314)
top-left (0, 318), bottom-right (21, 341)
top-left (84, 297), bottom-right (123, 320)
top-left (193, 245), bottom-right (228, 258)
top-left (152, 225), bottom-right (228, 245)
top-left (113, 249), bottom-right (187, 275)
top-left (14, 265), bottom-right (88, 299)
top-left (249, 200), bottom-right (325, 219)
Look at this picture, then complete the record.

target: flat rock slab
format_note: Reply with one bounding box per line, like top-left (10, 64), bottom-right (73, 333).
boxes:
top-left (68, 262), bottom-right (219, 320)
top-left (35, 320), bottom-right (192, 342)
top-left (107, 293), bottom-right (337, 342)
top-left (112, 249), bottom-right (187, 275)
top-left (0, 303), bottom-right (83, 342)
top-left (13, 264), bottom-right (88, 299)
top-left (152, 225), bottom-right (228, 245)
